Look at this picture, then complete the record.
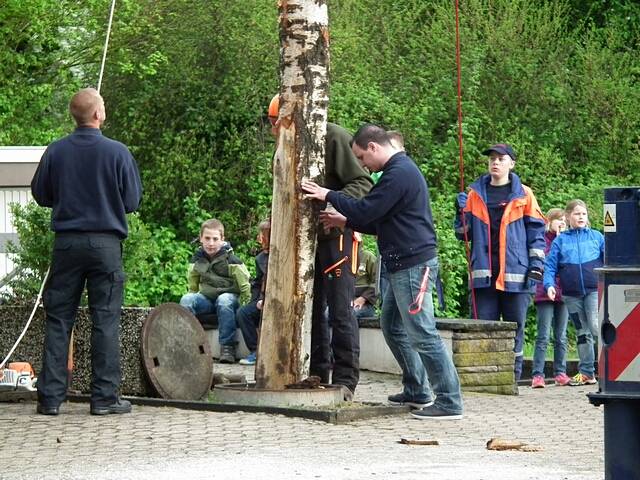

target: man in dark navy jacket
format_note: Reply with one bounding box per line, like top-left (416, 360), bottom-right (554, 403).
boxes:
top-left (302, 123), bottom-right (463, 420)
top-left (31, 87), bottom-right (142, 416)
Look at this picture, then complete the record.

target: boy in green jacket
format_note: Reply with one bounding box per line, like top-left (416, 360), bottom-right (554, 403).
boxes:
top-left (180, 218), bottom-right (250, 363)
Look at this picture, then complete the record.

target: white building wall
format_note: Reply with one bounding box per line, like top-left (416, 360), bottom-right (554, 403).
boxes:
top-left (0, 188), bottom-right (32, 279)
top-left (0, 147), bottom-right (45, 283)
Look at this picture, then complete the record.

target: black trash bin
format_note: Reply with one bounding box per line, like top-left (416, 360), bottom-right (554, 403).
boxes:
top-left (589, 187), bottom-right (640, 480)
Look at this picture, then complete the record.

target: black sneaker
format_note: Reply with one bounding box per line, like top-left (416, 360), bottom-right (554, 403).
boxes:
top-left (90, 398), bottom-right (132, 415)
top-left (410, 404), bottom-right (463, 420)
top-left (387, 392), bottom-right (433, 409)
top-left (219, 345), bottom-right (236, 364)
top-left (36, 404), bottom-right (60, 416)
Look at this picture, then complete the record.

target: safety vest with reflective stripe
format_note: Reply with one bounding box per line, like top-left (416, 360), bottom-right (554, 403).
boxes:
top-left (455, 173), bottom-right (546, 292)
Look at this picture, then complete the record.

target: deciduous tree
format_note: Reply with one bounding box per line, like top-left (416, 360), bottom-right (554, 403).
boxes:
top-left (255, 0), bottom-right (329, 389)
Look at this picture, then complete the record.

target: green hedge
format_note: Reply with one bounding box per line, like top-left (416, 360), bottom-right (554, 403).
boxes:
top-left (2, 0), bottom-right (639, 320)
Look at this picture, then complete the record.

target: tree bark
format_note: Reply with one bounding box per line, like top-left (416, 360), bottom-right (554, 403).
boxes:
top-left (255, 0), bottom-right (329, 390)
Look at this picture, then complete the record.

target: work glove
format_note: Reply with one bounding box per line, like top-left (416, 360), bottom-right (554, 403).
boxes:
top-left (456, 192), bottom-right (468, 211)
top-left (527, 267), bottom-right (543, 283)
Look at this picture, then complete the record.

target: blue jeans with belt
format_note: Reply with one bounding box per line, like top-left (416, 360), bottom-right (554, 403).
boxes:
top-left (380, 257), bottom-right (463, 414)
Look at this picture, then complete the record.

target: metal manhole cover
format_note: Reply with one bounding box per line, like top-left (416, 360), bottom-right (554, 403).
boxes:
top-left (141, 303), bottom-right (213, 400)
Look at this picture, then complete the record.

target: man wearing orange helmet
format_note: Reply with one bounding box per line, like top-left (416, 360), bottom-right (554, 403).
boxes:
top-left (268, 94), bottom-right (372, 394)
top-left (267, 95), bottom-right (280, 135)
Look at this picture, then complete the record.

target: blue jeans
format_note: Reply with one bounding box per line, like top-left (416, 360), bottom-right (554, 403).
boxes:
top-left (532, 302), bottom-right (569, 376)
top-left (381, 257), bottom-right (463, 414)
top-left (564, 292), bottom-right (599, 377)
top-left (474, 288), bottom-right (530, 381)
top-left (353, 303), bottom-right (377, 320)
top-left (379, 260), bottom-right (390, 308)
top-left (180, 292), bottom-right (239, 346)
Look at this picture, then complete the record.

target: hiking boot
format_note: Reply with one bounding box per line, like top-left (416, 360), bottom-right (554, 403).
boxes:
top-left (410, 405), bottom-right (463, 420)
top-left (531, 375), bottom-right (546, 389)
top-left (554, 373), bottom-right (571, 386)
top-left (387, 392), bottom-right (433, 409)
top-left (90, 398), bottom-right (132, 415)
top-left (569, 373), bottom-right (597, 386)
top-left (219, 345), bottom-right (236, 364)
top-left (239, 351), bottom-right (256, 365)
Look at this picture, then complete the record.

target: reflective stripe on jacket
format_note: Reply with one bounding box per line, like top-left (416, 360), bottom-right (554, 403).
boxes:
top-left (455, 172), bottom-right (546, 292)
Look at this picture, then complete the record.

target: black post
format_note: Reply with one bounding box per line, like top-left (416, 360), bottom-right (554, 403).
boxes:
top-left (589, 186), bottom-right (640, 480)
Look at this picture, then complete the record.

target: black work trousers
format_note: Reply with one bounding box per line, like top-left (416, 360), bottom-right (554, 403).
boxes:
top-left (38, 232), bottom-right (125, 408)
top-left (310, 229), bottom-right (359, 392)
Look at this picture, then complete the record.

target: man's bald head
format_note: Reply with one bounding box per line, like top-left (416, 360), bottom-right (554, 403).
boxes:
top-left (69, 88), bottom-right (105, 127)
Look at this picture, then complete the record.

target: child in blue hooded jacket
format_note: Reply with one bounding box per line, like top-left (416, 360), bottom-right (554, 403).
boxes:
top-left (543, 199), bottom-right (604, 386)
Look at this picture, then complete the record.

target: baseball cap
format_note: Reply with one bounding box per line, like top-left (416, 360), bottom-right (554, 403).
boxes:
top-left (482, 143), bottom-right (516, 161)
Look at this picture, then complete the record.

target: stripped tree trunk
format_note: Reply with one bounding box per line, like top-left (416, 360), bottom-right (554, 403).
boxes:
top-left (255, 0), bottom-right (329, 390)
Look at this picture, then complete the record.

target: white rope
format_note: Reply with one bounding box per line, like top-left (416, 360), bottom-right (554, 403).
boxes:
top-left (97, 0), bottom-right (117, 94)
top-left (0, 268), bottom-right (49, 371)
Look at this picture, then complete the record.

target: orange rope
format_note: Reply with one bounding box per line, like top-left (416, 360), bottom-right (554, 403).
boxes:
top-left (455, 0), bottom-right (478, 319)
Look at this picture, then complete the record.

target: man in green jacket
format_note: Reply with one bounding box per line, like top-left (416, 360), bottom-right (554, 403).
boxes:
top-left (353, 247), bottom-right (378, 319)
top-left (180, 218), bottom-right (250, 363)
top-left (268, 95), bottom-right (373, 394)
top-left (311, 123), bottom-right (373, 394)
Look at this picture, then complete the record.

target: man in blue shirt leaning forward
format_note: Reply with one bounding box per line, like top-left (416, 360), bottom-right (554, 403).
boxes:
top-left (302, 123), bottom-right (462, 420)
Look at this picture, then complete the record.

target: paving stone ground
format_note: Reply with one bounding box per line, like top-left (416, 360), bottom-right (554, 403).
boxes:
top-left (1, 364), bottom-right (604, 480)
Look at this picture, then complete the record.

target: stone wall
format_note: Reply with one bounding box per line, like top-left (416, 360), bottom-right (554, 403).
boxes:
top-left (359, 317), bottom-right (518, 395)
top-left (442, 319), bottom-right (518, 395)
top-left (0, 306), bottom-right (154, 397)
top-left (1, 306), bottom-right (517, 397)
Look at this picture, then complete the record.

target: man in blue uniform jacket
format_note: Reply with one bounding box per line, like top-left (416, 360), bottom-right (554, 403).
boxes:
top-left (31, 87), bottom-right (143, 416)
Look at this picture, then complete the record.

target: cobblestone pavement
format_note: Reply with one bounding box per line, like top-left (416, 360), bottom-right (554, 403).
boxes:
top-left (1, 365), bottom-right (604, 480)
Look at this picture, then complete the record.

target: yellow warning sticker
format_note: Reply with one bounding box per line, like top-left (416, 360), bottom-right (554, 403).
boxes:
top-left (604, 204), bottom-right (616, 233)
top-left (604, 211), bottom-right (614, 226)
